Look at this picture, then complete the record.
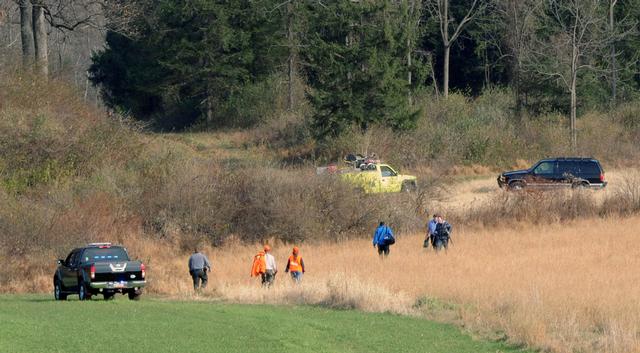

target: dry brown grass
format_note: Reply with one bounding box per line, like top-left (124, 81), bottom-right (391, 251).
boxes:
top-left (165, 217), bottom-right (639, 353)
top-left (13, 216), bottom-right (639, 353)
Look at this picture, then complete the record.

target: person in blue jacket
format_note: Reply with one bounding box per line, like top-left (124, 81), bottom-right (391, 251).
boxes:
top-left (373, 221), bottom-right (395, 257)
top-left (425, 214), bottom-right (438, 249)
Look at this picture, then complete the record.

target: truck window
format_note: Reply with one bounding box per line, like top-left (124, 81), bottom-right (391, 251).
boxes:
top-left (533, 162), bottom-right (555, 175)
top-left (72, 251), bottom-right (83, 267)
top-left (81, 248), bottom-right (130, 263)
top-left (65, 251), bottom-right (78, 267)
top-left (380, 166), bottom-right (397, 177)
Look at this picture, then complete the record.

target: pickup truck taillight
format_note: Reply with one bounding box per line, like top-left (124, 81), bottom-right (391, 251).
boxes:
top-left (90, 264), bottom-right (95, 280)
top-left (141, 263), bottom-right (146, 279)
top-left (600, 173), bottom-right (605, 182)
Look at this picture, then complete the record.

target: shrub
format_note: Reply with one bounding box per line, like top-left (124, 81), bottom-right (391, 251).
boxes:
top-left (132, 155), bottom-right (432, 245)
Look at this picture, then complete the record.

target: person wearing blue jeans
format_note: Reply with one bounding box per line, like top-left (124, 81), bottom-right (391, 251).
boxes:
top-left (425, 214), bottom-right (437, 248)
top-left (285, 246), bottom-right (305, 283)
top-left (373, 221), bottom-right (394, 257)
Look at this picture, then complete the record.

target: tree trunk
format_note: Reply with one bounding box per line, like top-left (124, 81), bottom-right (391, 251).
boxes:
top-left (484, 48), bottom-right (490, 88)
top-left (32, 3), bottom-right (48, 78)
top-left (428, 53), bottom-right (440, 98)
top-left (442, 0), bottom-right (449, 98)
top-left (514, 61), bottom-right (522, 116)
top-left (611, 45), bottom-right (617, 105)
top-left (570, 74), bottom-right (577, 152)
top-left (206, 87), bottom-right (214, 126)
top-left (18, 0), bottom-right (35, 69)
top-left (407, 36), bottom-right (412, 105)
top-left (287, 2), bottom-right (295, 111)
top-left (443, 45), bottom-right (450, 98)
top-left (609, 0), bottom-right (617, 106)
top-left (407, 0), bottom-right (416, 105)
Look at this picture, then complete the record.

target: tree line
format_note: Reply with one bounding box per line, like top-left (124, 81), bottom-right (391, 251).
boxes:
top-left (15, 0), bottom-right (639, 148)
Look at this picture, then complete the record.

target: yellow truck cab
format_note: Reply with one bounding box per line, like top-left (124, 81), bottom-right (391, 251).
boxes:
top-left (339, 163), bottom-right (417, 193)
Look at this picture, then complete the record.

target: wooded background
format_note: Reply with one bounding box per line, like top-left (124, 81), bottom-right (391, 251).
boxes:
top-left (1, 0), bottom-right (639, 151)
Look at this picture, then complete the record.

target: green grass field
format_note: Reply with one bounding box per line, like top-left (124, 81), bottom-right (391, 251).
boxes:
top-left (0, 295), bottom-right (530, 353)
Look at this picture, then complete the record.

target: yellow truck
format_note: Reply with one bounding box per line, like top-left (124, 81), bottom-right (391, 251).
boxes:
top-left (337, 163), bottom-right (417, 193)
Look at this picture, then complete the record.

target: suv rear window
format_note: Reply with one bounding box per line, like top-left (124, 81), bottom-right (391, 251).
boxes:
top-left (81, 248), bottom-right (129, 263)
top-left (558, 161), bottom-right (579, 176)
top-left (580, 161), bottom-right (601, 175)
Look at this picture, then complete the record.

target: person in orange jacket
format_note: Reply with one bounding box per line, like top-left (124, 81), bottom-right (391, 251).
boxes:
top-left (251, 250), bottom-right (266, 279)
top-left (251, 245), bottom-right (278, 287)
top-left (285, 246), bottom-right (305, 283)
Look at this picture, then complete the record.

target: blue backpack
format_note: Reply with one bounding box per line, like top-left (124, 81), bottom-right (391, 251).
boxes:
top-left (382, 227), bottom-right (395, 245)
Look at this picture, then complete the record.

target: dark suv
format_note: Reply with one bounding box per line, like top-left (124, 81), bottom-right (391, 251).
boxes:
top-left (498, 158), bottom-right (607, 190)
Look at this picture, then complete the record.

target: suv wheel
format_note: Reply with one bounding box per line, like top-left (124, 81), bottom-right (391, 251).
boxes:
top-left (78, 282), bottom-right (91, 301)
top-left (54, 279), bottom-right (67, 301)
top-left (128, 289), bottom-right (142, 301)
top-left (509, 181), bottom-right (525, 191)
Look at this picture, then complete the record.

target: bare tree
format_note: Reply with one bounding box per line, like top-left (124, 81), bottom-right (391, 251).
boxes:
top-left (494, 0), bottom-right (539, 112)
top-left (404, 0), bottom-right (422, 105)
top-left (32, 1), bottom-right (48, 77)
top-left (425, 0), bottom-right (486, 98)
top-left (285, 0), bottom-right (300, 111)
top-left (526, 0), bottom-right (615, 151)
top-left (17, 0), bottom-right (35, 68)
top-left (609, 0), bottom-right (618, 105)
top-left (14, 0), bottom-right (138, 78)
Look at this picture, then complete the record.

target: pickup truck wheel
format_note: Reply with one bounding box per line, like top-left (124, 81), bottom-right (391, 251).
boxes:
top-left (54, 279), bottom-right (67, 301)
top-left (401, 181), bottom-right (417, 193)
top-left (78, 282), bottom-right (91, 301)
top-left (128, 290), bottom-right (142, 301)
top-left (508, 181), bottom-right (525, 191)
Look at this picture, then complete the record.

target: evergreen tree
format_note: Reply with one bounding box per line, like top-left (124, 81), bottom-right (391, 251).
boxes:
top-left (90, 0), bottom-right (285, 130)
top-left (303, 1), bottom-right (421, 138)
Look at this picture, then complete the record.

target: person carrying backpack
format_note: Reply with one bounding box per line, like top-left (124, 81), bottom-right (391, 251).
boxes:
top-left (373, 221), bottom-right (395, 257)
top-left (433, 214), bottom-right (452, 252)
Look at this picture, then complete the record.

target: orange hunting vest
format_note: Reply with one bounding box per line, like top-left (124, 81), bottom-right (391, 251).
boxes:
top-left (251, 252), bottom-right (267, 277)
top-left (288, 255), bottom-right (303, 272)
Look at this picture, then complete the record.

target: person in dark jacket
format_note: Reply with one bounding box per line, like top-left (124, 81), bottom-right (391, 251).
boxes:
top-left (188, 247), bottom-right (211, 291)
top-left (433, 215), bottom-right (452, 252)
top-left (373, 221), bottom-right (395, 257)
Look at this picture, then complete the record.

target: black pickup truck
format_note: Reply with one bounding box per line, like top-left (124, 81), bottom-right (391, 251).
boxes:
top-left (53, 243), bottom-right (146, 301)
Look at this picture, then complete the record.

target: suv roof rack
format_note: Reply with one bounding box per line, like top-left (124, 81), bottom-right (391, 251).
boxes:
top-left (87, 242), bottom-right (112, 248)
top-left (542, 157), bottom-right (595, 161)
